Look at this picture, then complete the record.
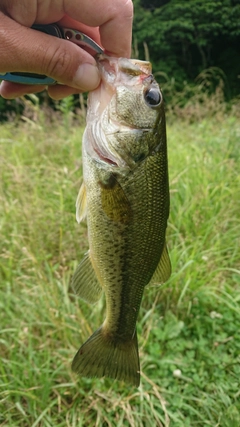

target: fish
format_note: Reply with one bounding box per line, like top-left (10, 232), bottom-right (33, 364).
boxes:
top-left (71, 55), bottom-right (171, 387)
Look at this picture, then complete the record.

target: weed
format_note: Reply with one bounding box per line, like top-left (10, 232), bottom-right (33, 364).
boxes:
top-left (0, 115), bottom-right (239, 426)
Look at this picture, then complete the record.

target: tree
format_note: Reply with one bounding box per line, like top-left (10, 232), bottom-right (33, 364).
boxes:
top-left (133, 0), bottom-right (240, 96)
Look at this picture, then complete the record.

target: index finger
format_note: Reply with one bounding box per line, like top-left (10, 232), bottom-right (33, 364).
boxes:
top-left (63, 0), bottom-right (133, 58)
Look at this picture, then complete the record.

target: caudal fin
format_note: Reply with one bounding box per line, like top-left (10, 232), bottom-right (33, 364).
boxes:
top-left (71, 327), bottom-right (140, 387)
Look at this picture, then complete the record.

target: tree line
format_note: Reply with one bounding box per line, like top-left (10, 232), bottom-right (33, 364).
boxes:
top-left (133, 0), bottom-right (240, 97)
top-left (1, 0), bottom-right (240, 120)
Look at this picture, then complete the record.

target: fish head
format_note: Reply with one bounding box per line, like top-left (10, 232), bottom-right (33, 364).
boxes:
top-left (84, 56), bottom-right (165, 168)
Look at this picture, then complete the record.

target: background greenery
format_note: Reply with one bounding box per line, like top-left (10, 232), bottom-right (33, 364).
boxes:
top-left (1, 0), bottom-right (240, 121)
top-left (0, 104), bottom-right (239, 425)
top-left (0, 0), bottom-right (240, 425)
top-left (133, 0), bottom-right (240, 98)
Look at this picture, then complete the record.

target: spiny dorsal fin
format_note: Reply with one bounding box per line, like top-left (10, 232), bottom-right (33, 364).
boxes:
top-left (147, 242), bottom-right (171, 286)
top-left (71, 251), bottom-right (102, 304)
top-left (76, 181), bottom-right (87, 224)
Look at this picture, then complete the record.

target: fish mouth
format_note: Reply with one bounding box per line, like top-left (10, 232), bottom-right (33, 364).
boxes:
top-left (87, 58), bottom-right (153, 121)
top-left (105, 118), bottom-right (151, 134)
top-left (85, 56), bottom-right (154, 167)
top-left (97, 55), bottom-right (152, 80)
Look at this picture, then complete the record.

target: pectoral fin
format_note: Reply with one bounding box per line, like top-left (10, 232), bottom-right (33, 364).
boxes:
top-left (71, 251), bottom-right (102, 304)
top-left (100, 173), bottom-right (132, 223)
top-left (76, 181), bottom-right (87, 224)
top-left (148, 242), bottom-right (171, 286)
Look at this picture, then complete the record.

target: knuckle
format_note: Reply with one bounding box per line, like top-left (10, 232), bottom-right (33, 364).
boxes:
top-left (44, 44), bottom-right (75, 82)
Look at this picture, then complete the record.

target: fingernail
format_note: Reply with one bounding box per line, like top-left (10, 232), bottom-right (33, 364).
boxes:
top-left (73, 63), bottom-right (100, 91)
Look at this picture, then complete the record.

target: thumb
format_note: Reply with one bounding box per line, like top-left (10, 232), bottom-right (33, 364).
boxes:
top-left (0, 12), bottom-right (100, 91)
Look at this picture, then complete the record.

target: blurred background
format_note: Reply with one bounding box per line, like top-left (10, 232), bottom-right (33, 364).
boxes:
top-left (0, 1), bottom-right (240, 426)
top-left (1, 0), bottom-right (240, 122)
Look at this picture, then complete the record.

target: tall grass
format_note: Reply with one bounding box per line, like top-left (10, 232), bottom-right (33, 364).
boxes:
top-left (0, 106), bottom-right (239, 426)
top-left (157, 67), bottom-right (240, 122)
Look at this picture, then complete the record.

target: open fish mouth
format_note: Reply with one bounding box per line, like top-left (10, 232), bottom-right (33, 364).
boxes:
top-left (104, 117), bottom-right (152, 134)
top-left (84, 57), bottom-right (158, 168)
top-left (86, 56), bottom-right (154, 120)
top-left (97, 55), bottom-right (153, 80)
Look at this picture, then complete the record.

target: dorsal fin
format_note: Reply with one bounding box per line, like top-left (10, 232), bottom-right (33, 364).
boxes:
top-left (147, 242), bottom-right (171, 286)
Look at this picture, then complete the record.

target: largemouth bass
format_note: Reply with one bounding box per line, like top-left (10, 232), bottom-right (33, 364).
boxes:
top-left (71, 55), bottom-right (171, 387)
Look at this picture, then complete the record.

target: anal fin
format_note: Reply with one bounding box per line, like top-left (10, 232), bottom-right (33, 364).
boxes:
top-left (71, 251), bottom-right (102, 304)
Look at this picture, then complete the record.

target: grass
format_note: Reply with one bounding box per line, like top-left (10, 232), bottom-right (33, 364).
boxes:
top-left (0, 111), bottom-right (239, 427)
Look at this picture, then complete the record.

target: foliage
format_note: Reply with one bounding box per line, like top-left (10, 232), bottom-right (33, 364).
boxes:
top-left (133, 0), bottom-right (240, 97)
top-left (0, 90), bottom-right (83, 124)
top-left (159, 66), bottom-right (240, 120)
top-left (0, 96), bottom-right (24, 122)
top-left (1, 0), bottom-right (240, 120)
top-left (0, 114), bottom-right (239, 426)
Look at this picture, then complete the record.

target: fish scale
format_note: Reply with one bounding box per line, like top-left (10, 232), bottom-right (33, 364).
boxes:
top-left (71, 55), bottom-right (171, 386)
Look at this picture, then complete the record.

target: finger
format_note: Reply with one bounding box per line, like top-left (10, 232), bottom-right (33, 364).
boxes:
top-left (98, 0), bottom-right (134, 57)
top-left (56, 16), bottom-right (102, 47)
top-left (0, 80), bottom-right (83, 100)
top-left (48, 84), bottom-right (82, 100)
top-left (1, 0), bottom-right (133, 57)
top-left (61, 0), bottom-right (134, 57)
top-left (0, 12), bottom-right (100, 91)
top-left (0, 81), bottom-right (47, 99)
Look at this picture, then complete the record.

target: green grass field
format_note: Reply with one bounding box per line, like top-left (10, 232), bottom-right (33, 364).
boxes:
top-left (0, 113), bottom-right (239, 427)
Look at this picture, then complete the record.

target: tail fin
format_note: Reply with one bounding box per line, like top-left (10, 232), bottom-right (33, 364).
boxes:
top-left (71, 327), bottom-right (140, 387)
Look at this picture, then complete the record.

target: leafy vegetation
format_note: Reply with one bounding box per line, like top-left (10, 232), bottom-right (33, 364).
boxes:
top-left (1, 0), bottom-right (240, 120)
top-left (133, 0), bottom-right (240, 98)
top-left (0, 109), bottom-right (239, 426)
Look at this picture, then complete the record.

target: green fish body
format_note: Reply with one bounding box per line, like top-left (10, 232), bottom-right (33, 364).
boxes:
top-left (71, 57), bottom-right (171, 386)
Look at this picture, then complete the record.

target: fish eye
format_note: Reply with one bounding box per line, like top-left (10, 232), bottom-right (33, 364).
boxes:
top-left (144, 87), bottom-right (162, 107)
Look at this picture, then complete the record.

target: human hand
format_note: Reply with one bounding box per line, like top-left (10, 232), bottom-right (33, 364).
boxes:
top-left (0, 0), bottom-right (133, 99)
